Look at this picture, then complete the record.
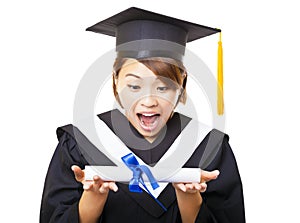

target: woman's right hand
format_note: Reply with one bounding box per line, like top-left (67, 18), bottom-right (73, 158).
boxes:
top-left (71, 165), bottom-right (118, 223)
top-left (71, 165), bottom-right (118, 193)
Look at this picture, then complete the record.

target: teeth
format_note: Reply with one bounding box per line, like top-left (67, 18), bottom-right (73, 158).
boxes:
top-left (142, 113), bottom-right (155, 117)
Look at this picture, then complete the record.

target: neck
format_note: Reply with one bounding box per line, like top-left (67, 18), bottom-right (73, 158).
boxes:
top-left (144, 135), bottom-right (157, 143)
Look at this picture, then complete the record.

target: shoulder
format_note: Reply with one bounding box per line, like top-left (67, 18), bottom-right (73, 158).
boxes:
top-left (56, 124), bottom-right (75, 140)
top-left (203, 128), bottom-right (231, 158)
top-left (55, 124), bottom-right (82, 151)
top-left (207, 128), bottom-right (229, 144)
top-left (47, 124), bottom-right (88, 168)
top-left (56, 109), bottom-right (117, 141)
top-left (56, 124), bottom-right (91, 146)
top-left (185, 125), bottom-right (231, 169)
top-left (55, 123), bottom-right (88, 155)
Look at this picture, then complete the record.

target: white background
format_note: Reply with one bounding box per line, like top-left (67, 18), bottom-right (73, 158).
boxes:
top-left (1, 0), bottom-right (299, 222)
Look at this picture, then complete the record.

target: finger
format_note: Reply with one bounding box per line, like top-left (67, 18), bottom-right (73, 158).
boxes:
top-left (199, 182), bottom-right (207, 193)
top-left (189, 183), bottom-right (202, 192)
top-left (173, 183), bottom-right (187, 192)
top-left (201, 170), bottom-right (220, 183)
top-left (108, 182), bottom-right (118, 192)
top-left (71, 165), bottom-right (85, 182)
top-left (93, 175), bottom-right (102, 187)
top-left (186, 183), bottom-right (200, 193)
top-left (186, 183), bottom-right (194, 190)
top-left (83, 181), bottom-right (93, 190)
top-left (99, 182), bottom-right (110, 194)
top-left (193, 182), bottom-right (201, 190)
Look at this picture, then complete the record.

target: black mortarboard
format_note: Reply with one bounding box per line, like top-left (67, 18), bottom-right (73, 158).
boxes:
top-left (86, 7), bottom-right (220, 61)
top-left (87, 7), bottom-right (224, 115)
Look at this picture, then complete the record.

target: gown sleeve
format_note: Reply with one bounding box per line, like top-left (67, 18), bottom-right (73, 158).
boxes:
top-left (194, 133), bottom-right (246, 223)
top-left (40, 130), bottom-right (86, 223)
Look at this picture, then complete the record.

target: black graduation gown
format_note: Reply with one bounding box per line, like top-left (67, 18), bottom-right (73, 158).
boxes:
top-left (40, 109), bottom-right (245, 223)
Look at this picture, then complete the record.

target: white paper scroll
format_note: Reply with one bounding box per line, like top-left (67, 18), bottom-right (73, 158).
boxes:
top-left (85, 166), bottom-right (201, 182)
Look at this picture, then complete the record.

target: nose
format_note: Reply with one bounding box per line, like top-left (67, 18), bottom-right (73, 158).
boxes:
top-left (140, 95), bottom-right (158, 108)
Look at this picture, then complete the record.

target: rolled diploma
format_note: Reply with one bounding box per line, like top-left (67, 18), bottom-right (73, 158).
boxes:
top-left (85, 166), bottom-right (201, 183)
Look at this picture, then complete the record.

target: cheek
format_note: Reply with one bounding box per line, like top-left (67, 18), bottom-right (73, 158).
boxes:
top-left (159, 99), bottom-right (175, 114)
top-left (155, 100), bottom-right (175, 126)
top-left (118, 88), bottom-right (140, 113)
top-left (159, 93), bottom-right (178, 108)
top-left (119, 94), bottom-right (138, 111)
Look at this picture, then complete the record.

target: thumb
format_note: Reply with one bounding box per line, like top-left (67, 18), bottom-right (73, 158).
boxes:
top-left (201, 170), bottom-right (220, 183)
top-left (71, 165), bottom-right (85, 182)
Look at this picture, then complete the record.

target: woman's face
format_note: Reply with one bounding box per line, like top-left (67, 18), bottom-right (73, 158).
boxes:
top-left (116, 59), bottom-right (181, 142)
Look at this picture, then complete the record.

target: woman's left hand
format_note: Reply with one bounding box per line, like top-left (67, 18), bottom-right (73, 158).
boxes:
top-left (172, 169), bottom-right (219, 193)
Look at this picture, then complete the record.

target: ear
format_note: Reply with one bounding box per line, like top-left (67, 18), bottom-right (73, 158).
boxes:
top-left (115, 81), bottom-right (119, 93)
top-left (112, 72), bottom-right (120, 92)
top-left (175, 88), bottom-right (184, 106)
top-left (112, 73), bottom-right (124, 108)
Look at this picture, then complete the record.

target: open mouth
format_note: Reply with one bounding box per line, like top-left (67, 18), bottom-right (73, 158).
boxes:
top-left (137, 113), bottom-right (160, 132)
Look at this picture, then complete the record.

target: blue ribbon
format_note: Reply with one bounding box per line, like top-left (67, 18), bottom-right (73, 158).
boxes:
top-left (121, 153), bottom-right (167, 211)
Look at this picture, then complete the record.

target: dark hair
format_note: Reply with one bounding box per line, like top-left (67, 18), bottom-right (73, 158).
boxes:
top-left (112, 57), bottom-right (187, 105)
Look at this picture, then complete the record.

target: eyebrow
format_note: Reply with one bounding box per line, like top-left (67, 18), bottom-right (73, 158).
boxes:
top-left (125, 73), bottom-right (141, 79)
top-left (125, 73), bottom-right (160, 80)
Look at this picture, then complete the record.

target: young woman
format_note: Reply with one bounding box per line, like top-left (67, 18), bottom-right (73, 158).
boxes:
top-left (40, 57), bottom-right (245, 223)
top-left (40, 7), bottom-right (245, 223)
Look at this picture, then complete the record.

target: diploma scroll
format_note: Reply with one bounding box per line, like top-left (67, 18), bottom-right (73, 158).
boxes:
top-left (85, 166), bottom-right (201, 183)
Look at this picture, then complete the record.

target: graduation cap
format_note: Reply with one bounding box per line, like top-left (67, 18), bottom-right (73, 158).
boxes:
top-left (86, 7), bottom-right (224, 115)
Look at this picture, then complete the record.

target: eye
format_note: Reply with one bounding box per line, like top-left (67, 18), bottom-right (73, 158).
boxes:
top-left (157, 86), bottom-right (169, 93)
top-left (127, 84), bottom-right (141, 91)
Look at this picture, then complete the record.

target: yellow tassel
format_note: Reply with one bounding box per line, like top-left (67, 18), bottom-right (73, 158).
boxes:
top-left (217, 32), bottom-right (224, 115)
